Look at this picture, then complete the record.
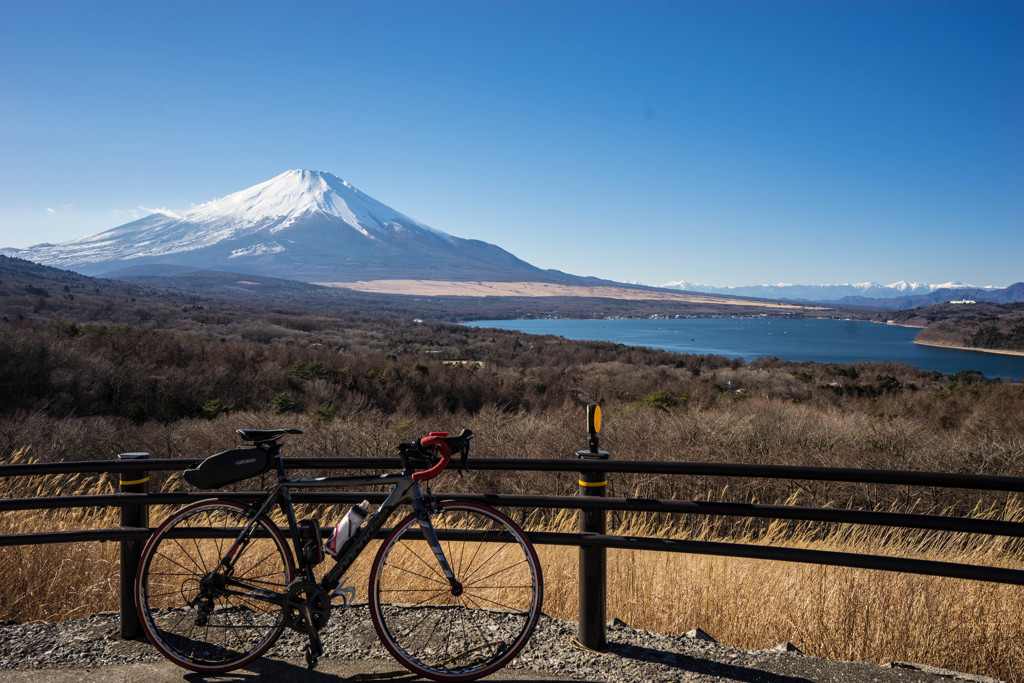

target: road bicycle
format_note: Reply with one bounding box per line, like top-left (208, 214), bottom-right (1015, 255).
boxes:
top-left (134, 428), bottom-right (543, 681)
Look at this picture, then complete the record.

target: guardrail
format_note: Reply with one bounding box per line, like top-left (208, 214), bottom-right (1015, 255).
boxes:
top-left (4, 418), bottom-right (1024, 651)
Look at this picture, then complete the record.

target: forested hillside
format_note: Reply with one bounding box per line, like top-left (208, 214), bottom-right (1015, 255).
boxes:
top-left (916, 315), bottom-right (1024, 353)
top-left (876, 300), bottom-right (1024, 353)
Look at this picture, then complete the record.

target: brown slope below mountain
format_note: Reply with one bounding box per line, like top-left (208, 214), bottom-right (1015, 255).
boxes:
top-left (318, 278), bottom-right (822, 308)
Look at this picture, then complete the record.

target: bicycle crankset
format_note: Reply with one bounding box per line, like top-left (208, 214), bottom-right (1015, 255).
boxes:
top-left (282, 580), bottom-right (331, 633)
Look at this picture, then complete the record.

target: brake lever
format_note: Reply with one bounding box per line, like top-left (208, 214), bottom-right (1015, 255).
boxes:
top-left (459, 445), bottom-right (470, 476)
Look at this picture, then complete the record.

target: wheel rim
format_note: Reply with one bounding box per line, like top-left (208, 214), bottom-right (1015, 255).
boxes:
top-left (370, 502), bottom-right (542, 681)
top-left (137, 500), bottom-right (293, 672)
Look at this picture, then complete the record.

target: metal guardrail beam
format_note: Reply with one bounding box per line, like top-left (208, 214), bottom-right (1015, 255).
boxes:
top-left (0, 528), bottom-right (153, 545)
top-left (4, 457), bottom-right (1024, 492)
top-left (529, 531), bottom-right (1024, 586)
top-left (5, 491), bottom-right (1024, 538)
top-left (5, 526), bottom-right (1022, 588)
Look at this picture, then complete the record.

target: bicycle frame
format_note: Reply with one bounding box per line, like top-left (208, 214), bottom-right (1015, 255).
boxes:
top-left (213, 451), bottom-right (456, 605)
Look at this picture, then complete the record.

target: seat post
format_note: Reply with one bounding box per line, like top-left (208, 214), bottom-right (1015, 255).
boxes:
top-left (270, 443), bottom-right (288, 479)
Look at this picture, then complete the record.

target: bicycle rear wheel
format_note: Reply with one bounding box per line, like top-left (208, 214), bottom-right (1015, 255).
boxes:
top-left (135, 498), bottom-right (295, 673)
top-left (369, 501), bottom-right (543, 682)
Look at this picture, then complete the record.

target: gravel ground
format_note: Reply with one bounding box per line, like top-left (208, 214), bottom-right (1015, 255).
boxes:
top-left (0, 608), bottom-right (1003, 683)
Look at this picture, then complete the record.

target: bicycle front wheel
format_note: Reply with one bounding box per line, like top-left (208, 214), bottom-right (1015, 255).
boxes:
top-left (369, 501), bottom-right (543, 682)
top-left (135, 498), bottom-right (295, 673)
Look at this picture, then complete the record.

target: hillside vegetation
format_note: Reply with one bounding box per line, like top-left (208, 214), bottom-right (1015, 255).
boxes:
top-left (2, 256), bottom-right (1023, 680)
top-left (876, 300), bottom-right (1024, 354)
top-left (918, 316), bottom-right (1024, 354)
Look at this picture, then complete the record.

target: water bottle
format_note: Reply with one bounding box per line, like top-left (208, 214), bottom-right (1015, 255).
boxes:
top-left (325, 500), bottom-right (369, 556)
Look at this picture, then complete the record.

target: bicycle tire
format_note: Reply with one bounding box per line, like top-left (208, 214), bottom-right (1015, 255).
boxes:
top-left (369, 501), bottom-right (543, 682)
top-left (135, 498), bottom-right (295, 673)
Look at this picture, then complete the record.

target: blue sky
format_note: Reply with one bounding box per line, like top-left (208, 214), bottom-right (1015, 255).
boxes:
top-left (1, 1), bottom-right (1021, 287)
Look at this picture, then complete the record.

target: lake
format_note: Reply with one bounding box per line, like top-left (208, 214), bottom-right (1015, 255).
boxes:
top-left (464, 318), bottom-right (1024, 381)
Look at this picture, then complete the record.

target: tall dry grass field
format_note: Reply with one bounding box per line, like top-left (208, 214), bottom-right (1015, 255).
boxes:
top-left (527, 507), bottom-right (1024, 682)
top-left (0, 448), bottom-right (123, 621)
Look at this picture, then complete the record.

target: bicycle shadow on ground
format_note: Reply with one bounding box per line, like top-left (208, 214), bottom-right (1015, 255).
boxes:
top-left (182, 659), bottom-right (418, 683)
top-left (181, 658), bottom-right (578, 683)
top-left (607, 642), bottom-right (815, 683)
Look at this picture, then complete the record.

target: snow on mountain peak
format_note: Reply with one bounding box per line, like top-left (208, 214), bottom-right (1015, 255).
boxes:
top-left (176, 169), bottom-right (450, 240)
top-left (885, 280), bottom-right (922, 291)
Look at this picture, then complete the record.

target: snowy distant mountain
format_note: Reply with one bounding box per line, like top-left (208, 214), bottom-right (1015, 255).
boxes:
top-left (1, 170), bottom-right (563, 283)
top-left (659, 280), bottom-right (999, 302)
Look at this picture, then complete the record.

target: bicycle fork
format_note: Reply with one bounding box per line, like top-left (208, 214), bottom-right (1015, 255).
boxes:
top-left (417, 512), bottom-right (462, 594)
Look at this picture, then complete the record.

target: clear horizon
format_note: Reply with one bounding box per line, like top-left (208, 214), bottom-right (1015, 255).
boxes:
top-left (1, 1), bottom-right (1021, 288)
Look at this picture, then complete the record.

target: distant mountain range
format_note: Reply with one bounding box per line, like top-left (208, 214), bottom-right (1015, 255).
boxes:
top-left (0, 170), bottom-right (575, 284)
top-left (838, 283), bottom-right (1024, 310)
top-left (659, 280), bottom-right (1024, 309)
top-left (660, 280), bottom-right (994, 301)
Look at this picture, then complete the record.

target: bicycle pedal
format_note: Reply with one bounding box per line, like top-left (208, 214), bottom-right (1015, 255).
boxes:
top-left (303, 643), bottom-right (320, 670)
top-left (331, 577), bottom-right (356, 607)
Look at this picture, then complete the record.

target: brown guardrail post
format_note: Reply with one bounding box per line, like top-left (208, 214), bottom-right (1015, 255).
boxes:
top-left (577, 404), bottom-right (609, 650)
top-left (118, 452), bottom-right (149, 640)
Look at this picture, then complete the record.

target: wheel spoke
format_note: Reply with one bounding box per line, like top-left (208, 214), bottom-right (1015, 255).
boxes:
top-left (465, 559), bottom-right (530, 588)
top-left (396, 537), bottom-right (448, 581)
top-left (382, 561), bottom-right (450, 587)
top-left (458, 593), bottom-right (505, 659)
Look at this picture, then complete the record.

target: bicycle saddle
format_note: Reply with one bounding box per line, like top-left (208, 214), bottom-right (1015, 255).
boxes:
top-left (237, 428), bottom-right (304, 443)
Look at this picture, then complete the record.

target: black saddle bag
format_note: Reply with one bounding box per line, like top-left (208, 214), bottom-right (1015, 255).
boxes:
top-left (183, 446), bottom-right (272, 488)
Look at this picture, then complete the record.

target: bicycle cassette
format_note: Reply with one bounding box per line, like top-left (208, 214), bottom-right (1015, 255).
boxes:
top-left (282, 580), bottom-right (331, 633)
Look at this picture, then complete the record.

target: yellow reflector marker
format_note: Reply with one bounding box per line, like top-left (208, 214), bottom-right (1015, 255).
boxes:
top-left (578, 479), bottom-right (607, 487)
top-left (119, 476), bottom-right (150, 486)
top-left (587, 404), bottom-right (602, 434)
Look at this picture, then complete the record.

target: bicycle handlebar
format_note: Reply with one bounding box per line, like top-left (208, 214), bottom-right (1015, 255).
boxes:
top-left (399, 429), bottom-right (474, 482)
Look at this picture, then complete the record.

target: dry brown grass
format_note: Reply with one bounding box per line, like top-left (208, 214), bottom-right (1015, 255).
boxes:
top-left (526, 503), bottom-right (1024, 681)
top-left (0, 448), bottom-right (123, 620)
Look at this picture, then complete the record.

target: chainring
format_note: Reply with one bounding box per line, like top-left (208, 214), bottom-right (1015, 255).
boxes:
top-left (282, 579), bottom-right (332, 633)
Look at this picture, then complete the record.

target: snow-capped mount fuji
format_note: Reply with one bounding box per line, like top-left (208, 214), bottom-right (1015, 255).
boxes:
top-left (2, 170), bottom-right (560, 283)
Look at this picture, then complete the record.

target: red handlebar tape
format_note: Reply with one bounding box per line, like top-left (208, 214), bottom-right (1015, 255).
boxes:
top-left (411, 434), bottom-right (453, 482)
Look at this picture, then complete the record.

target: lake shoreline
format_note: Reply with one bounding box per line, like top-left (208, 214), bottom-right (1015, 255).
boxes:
top-left (913, 340), bottom-right (1024, 358)
top-left (466, 317), bottom-right (1024, 380)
